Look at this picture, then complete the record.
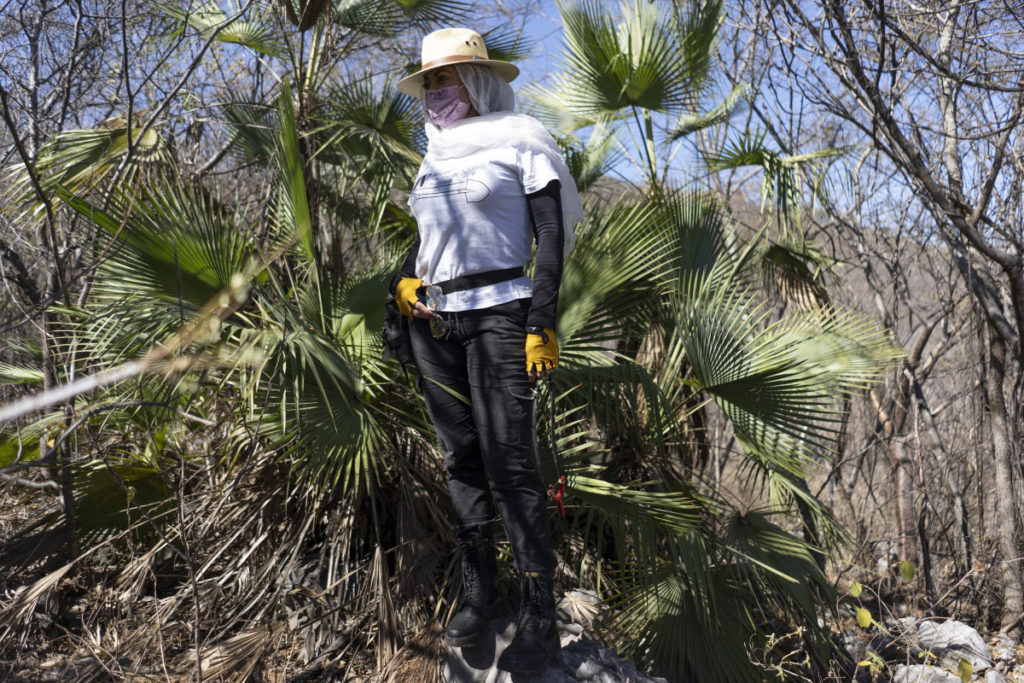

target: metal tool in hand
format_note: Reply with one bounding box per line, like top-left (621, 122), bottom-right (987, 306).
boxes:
top-left (426, 284), bottom-right (449, 339)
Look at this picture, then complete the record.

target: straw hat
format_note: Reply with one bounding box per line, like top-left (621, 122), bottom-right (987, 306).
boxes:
top-left (397, 28), bottom-right (519, 97)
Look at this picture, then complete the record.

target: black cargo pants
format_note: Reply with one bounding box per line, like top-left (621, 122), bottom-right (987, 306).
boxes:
top-left (409, 298), bottom-right (555, 573)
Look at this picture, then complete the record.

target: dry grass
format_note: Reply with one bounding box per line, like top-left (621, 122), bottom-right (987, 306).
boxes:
top-left (0, 452), bottom-right (449, 682)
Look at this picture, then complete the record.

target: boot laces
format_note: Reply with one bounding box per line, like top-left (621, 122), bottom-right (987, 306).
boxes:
top-left (462, 539), bottom-right (486, 606)
top-left (517, 572), bottom-right (551, 635)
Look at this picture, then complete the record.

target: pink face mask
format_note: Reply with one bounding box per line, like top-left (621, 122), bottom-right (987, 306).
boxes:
top-left (425, 85), bottom-right (471, 128)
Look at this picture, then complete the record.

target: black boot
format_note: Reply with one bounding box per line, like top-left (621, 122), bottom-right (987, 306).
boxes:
top-left (497, 571), bottom-right (560, 674)
top-left (445, 527), bottom-right (504, 647)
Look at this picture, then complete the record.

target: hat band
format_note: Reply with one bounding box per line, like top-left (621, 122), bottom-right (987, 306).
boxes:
top-left (420, 54), bottom-right (487, 71)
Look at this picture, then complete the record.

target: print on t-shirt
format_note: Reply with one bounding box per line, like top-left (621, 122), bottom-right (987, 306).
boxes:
top-left (410, 173), bottom-right (491, 204)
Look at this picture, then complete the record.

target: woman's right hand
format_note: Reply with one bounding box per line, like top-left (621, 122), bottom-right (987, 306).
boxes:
top-left (395, 277), bottom-right (423, 318)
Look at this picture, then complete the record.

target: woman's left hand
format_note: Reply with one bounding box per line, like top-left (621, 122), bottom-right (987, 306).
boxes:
top-left (525, 328), bottom-right (558, 382)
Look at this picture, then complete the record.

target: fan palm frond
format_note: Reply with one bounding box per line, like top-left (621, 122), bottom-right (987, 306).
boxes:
top-left (162, 1), bottom-right (284, 55)
top-left (332, 0), bottom-right (406, 38)
top-left (0, 363), bottom-right (46, 385)
top-left (556, 123), bottom-right (624, 194)
top-left (611, 557), bottom-right (757, 682)
top-left (5, 119), bottom-right (173, 219)
top-left (522, 83), bottom-right (612, 137)
top-left (223, 100), bottom-right (279, 165)
top-left (553, 360), bottom-right (691, 482)
top-left (332, 0), bottom-right (472, 37)
top-left (71, 457), bottom-right (175, 542)
top-left (232, 262), bottom-right (427, 498)
top-left (567, 475), bottom-right (703, 538)
top-left (705, 132), bottom-right (851, 238)
top-left (54, 179), bottom-right (255, 364)
top-left (0, 410), bottom-right (63, 466)
top-left (670, 81), bottom-right (750, 140)
top-left (551, 0), bottom-right (721, 118)
top-left (674, 0), bottom-right (724, 101)
top-left (657, 187), bottom-right (732, 282)
top-left (475, 26), bottom-right (531, 63)
top-left (677, 279), bottom-right (898, 473)
top-left (71, 184), bottom-right (253, 308)
top-left (317, 76), bottom-right (423, 187)
top-left (761, 242), bottom-right (831, 311)
top-left (559, 196), bottom-right (671, 356)
top-left (720, 509), bottom-right (834, 663)
top-left (603, 501), bottom-right (836, 682)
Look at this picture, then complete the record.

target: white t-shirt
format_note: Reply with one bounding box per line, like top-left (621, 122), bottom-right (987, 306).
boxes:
top-left (408, 142), bottom-right (563, 312)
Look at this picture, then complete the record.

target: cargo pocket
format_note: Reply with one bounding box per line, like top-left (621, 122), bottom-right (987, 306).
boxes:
top-left (501, 382), bottom-right (536, 448)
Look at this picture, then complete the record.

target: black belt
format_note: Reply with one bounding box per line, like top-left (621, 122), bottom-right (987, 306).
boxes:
top-left (421, 267), bottom-right (524, 295)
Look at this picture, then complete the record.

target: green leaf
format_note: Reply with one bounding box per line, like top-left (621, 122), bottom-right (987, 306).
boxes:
top-left (670, 81), bottom-right (750, 139)
top-left (550, 0), bottom-right (721, 118)
top-left (856, 607), bottom-right (872, 628)
top-left (849, 581), bottom-right (862, 598)
top-left (0, 412), bottom-right (62, 467)
top-left (0, 363), bottom-right (46, 385)
top-left (704, 133), bottom-right (850, 239)
top-left (958, 658), bottom-right (973, 683)
top-left (681, 286), bottom-right (899, 468)
top-left (6, 121), bottom-right (172, 220)
top-left (558, 195), bottom-right (670, 351)
top-left (334, 0), bottom-right (471, 36)
top-left (899, 559), bottom-right (916, 582)
top-left (567, 474), bottom-right (703, 536)
top-left (277, 80), bottom-right (315, 262)
top-left (74, 459), bottom-right (173, 536)
top-left (161, 2), bottom-right (283, 56)
top-left (56, 182), bottom-right (252, 313)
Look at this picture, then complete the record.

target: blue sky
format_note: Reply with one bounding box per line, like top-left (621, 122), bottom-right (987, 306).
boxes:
top-left (514, 0), bottom-right (566, 89)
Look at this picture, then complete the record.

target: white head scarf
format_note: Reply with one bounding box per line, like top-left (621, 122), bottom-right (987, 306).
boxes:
top-left (421, 64), bottom-right (581, 254)
top-left (456, 63), bottom-right (516, 114)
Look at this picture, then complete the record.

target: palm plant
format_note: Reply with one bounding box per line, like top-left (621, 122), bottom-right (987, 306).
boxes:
top-left (519, 0), bottom-right (899, 679)
top-left (531, 0), bottom-right (746, 188)
top-left (2, 0), bottom-right (460, 675)
top-left (542, 186), bottom-right (894, 680)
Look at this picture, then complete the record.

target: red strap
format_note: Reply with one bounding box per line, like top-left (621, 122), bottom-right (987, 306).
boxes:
top-left (549, 475), bottom-right (566, 518)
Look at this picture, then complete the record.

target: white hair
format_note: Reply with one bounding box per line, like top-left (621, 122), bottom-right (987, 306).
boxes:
top-left (455, 63), bottom-right (516, 115)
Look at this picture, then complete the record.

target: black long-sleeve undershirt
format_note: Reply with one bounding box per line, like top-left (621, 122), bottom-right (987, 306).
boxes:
top-left (393, 178), bottom-right (567, 330)
top-left (396, 234), bottom-right (420, 283)
top-left (524, 179), bottom-right (565, 330)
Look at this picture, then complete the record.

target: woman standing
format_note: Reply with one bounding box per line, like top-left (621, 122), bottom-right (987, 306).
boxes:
top-left (392, 27), bottom-right (581, 675)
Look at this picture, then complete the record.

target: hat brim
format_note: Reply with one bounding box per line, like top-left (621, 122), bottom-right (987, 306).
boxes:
top-left (397, 59), bottom-right (519, 97)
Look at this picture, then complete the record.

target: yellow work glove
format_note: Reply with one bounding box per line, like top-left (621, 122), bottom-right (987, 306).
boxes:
top-left (395, 277), bottom-right (422, 318)
top-left (525, 327), bottom-right (558, 379)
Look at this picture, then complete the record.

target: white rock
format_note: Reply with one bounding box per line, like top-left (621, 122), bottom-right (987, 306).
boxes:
top-left (892, 664), bottom-right (961, 683)
top-left (574, 659), bottom-right (605, 679)
top-left (986, 671), bottom-right (1008, 683)
top-left (915, 619), bottom-right (993, 671)
top-left (991, 633), bottom-right (1017, 666)
top-left (442, 615), bottom-right (666, 683)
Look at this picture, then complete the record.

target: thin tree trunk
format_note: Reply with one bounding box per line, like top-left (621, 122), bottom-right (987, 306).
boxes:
top-left (891, 439), bottom-right (916, 563)
top-left (985, 331), bottom-right (1024, 634)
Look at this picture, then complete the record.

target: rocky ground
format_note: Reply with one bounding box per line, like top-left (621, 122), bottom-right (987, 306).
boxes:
top-left (443, 589), bottom-right (1024, 682)
top-left (842, 614), bottom-right (1024, 683)
top-left (443, 589), bottom-right (665, 683)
